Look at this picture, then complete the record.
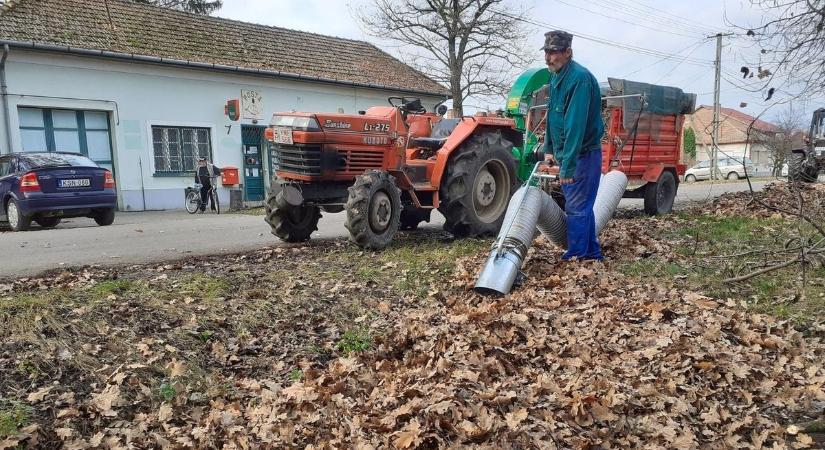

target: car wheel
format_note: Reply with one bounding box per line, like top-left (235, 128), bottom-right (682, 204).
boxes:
top-left (6, 199), bottom-right (31, 231)
top-left (726, 172), bottom-right (739, 180)
top-left (35, 217), bottom-right (61, 228)
top-left (94, 208), bottom-right (116, 226)
top-left (685, 174), bottom-right (697, 183)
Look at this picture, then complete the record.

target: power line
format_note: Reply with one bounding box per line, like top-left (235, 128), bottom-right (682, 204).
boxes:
top-left (550, 0), bottom-right (705, 39)
top-left (619, 0), bottom-right (726, 35)
top-left (582, 0), bottom-right (720, 36)
top-left (655, 41), bottom-right (706, 84)
top-left (619, 39), bottom-right (708, 78)
top-left (495, 9), bottom-right (715, 67)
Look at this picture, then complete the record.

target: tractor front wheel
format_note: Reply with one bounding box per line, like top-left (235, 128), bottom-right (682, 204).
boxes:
top-left (439, 132), bottom-right (517, 237)
top-left (345, 171), bottom-right (401, 250)
top-left (265, 196), bottom-right (322, 242)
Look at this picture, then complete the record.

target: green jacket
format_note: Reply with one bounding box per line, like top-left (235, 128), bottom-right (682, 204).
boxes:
top-left (544, 60), bottom-right (604, 178)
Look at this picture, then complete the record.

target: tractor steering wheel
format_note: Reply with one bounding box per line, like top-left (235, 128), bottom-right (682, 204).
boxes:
top-left (388, 96), bottom-right (427, 114)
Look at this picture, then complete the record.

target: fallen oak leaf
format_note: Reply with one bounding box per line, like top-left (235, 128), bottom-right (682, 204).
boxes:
top-left (505, 408), bottom-right (528, 430)
top-left (26, 385), bottom-right (54, 403)
top-left (393, 419), bottom-right (422, 449)
top-left (158, 403), bottom-right (173, 423)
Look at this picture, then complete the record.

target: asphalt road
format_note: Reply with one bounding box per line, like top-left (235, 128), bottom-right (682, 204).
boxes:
top-left (0, 179), bottom-right (773, 279)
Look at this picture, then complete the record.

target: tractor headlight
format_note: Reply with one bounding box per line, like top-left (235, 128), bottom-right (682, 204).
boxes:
top-left (270, 115), bottom-right (321, 131)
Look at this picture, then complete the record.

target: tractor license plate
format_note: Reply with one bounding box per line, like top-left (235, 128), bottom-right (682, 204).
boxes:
top-left (59, 178), bottom-right (90, 188)
top-left (273, 127), bottom-right (293, 145)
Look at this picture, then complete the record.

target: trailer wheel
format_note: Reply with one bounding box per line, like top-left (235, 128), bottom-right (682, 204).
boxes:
top-left (643, 171), bottom-right (676, 216)
top-left (439, 132), bottom-right (518, 237)
top-left (265, 196), bottom-right (321, 242)
top-left (345, 171), bottom-right (401, 250)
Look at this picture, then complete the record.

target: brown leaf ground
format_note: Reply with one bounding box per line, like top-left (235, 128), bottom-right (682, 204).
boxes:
top-left (1, 182), bottom-right (824, 449)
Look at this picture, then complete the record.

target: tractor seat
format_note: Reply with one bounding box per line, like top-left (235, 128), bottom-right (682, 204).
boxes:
top-left (409, 118), bottom-right (461, 150)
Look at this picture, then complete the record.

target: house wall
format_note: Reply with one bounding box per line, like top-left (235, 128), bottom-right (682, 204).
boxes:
top-left (0, 49), bottom-right (444, 210)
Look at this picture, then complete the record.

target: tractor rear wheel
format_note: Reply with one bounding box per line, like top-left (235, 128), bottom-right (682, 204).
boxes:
top-left (643, 170), bottom-right (677, 216)
top-left (265, 197), bottom-right (321, 242)
top-left (345, 171), bottom-right (401, 250)
top-left (788, 152), bottom-right (818, 182)
top-left (439, 132), bottom-right (518, 237)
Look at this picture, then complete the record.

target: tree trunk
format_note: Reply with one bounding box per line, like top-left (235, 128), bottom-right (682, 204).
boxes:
top-left (451, 68), bottom-right (463, 116)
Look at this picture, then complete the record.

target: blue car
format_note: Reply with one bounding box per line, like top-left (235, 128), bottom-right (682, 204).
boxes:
top-left (0, 152), bottom-right (117, 231)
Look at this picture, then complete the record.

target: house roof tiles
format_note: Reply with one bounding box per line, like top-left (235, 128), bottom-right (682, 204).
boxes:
top-left (0, 0), bottom-right (449, 96)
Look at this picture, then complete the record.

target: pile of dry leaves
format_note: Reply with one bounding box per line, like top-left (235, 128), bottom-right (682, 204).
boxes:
top-left (3, 237), bottom-right (822, 449)
top-left (698, 181), bottom-right (825, 220)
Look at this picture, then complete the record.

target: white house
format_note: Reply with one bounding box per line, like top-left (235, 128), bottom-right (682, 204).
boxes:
top-left (0, 0), bottom-right (448, 210)
top-left (687, 106), bottom-right (780, 170)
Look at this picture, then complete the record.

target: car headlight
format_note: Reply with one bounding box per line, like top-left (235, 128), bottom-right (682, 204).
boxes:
top-left (270, 115), bottom-right (321, 131)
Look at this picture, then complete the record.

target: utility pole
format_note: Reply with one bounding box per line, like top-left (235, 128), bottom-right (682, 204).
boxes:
top-left (709, 33), bottom-right (733, 180)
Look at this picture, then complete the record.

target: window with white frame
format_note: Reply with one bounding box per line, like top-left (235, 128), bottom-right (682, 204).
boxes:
top-left (18, 107), bottom-right (113, 171)
top-left (151, 126), bottom-right (212, 174)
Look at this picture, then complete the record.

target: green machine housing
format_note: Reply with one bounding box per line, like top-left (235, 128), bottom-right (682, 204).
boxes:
top-left (505, 67), bottom-right (551, 180)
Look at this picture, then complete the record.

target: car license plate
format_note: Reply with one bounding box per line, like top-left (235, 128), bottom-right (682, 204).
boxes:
top-left (273, 127), bottom-right (293, 145)
top-left (59, 178), bottom-right (91, 188)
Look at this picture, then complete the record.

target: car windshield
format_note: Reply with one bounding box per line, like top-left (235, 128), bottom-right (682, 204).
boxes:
top-left (21, 153), bottom-right (98, 168)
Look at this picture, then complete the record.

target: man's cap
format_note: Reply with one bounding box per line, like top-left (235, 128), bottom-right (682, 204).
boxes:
top-left (197, 156), bottom-right (207, 161)
top-left (542, 30), bottom-right (573, 52)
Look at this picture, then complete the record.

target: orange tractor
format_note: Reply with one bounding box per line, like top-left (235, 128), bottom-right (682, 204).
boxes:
top-left (263, 97), bottom-right (522, 249)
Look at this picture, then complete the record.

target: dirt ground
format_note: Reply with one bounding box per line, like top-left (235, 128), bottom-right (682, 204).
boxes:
top-left (1, 182), bottom-right (824, 449)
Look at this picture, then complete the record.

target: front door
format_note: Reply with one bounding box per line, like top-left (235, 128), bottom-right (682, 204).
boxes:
top-left (241, 126), bottom-right (265, 202)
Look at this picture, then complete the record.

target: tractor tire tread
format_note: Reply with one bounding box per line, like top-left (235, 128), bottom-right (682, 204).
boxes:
top-left (264, 194), bottom-right (321, 242)
top-left (345, 170), bottom-right (401, 250)
top-left (438, 132), bottom-right (517, 237)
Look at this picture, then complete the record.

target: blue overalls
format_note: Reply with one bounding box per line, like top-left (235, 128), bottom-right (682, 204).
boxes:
top-left (544, 60), bottom-right (605, 260)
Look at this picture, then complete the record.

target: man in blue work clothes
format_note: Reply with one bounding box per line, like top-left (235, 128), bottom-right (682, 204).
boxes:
top-left (543, 30), bottom-right (605, 261)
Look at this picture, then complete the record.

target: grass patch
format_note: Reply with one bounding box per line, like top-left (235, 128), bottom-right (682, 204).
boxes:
top-left (0, 294), bottom-right (54, 337)
top-left (89, 279), bottom-right (136, 299)
top-left (177, 274), bottom-right (230, 301)
top-left (622, 214), bottom-right (825, 322)
top-left (0, 399), bottom-right (31, 438)
top-left (336, 328), bottom-right (372, 355)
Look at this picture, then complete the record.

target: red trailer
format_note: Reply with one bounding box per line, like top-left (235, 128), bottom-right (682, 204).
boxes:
top-left (527, 76), bottom-right (694, 216)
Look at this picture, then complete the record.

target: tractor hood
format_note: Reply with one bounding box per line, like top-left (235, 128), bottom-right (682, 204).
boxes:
top-left (270, 107), bottom-right (398, 134)
top-left (271, 109), bottom-right (396, 134)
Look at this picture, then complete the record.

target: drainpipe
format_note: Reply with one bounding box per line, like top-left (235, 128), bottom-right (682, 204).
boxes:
top-left (0, 44), bottom-right (12, 153)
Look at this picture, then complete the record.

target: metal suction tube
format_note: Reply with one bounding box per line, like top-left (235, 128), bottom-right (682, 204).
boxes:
top-left (474, 170), bottom-right (629, 296)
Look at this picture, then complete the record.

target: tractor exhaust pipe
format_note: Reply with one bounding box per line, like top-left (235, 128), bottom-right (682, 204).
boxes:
top-left (474, 171), bottom-right (628, 296)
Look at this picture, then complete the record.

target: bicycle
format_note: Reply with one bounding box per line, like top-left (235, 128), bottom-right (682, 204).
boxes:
top-left (185, 179), bottom-right (221, 214)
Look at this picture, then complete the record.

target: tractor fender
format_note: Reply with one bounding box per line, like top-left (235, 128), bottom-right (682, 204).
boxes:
top-left (431, 120), bottom-right (517, 189)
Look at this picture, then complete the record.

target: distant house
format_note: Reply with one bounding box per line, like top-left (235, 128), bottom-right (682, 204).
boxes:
top-left (0, 0), bottom-right (448, 210)
top-left (687, 106), bottom-right (780, 170)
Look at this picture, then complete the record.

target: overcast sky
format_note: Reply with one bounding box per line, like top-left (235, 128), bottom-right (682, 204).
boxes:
top-left (215, 0), bottom-right (819, 123)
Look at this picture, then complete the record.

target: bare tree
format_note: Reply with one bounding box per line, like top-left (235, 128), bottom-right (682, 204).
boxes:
top-left (130, 0), bottom-right (222, 15)
top-left (752, 106), bottom-right (805, 175)
top-left (740, 1), bottom-right (825, 97)
top-left (356, 0), bottom-right (533, 116)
